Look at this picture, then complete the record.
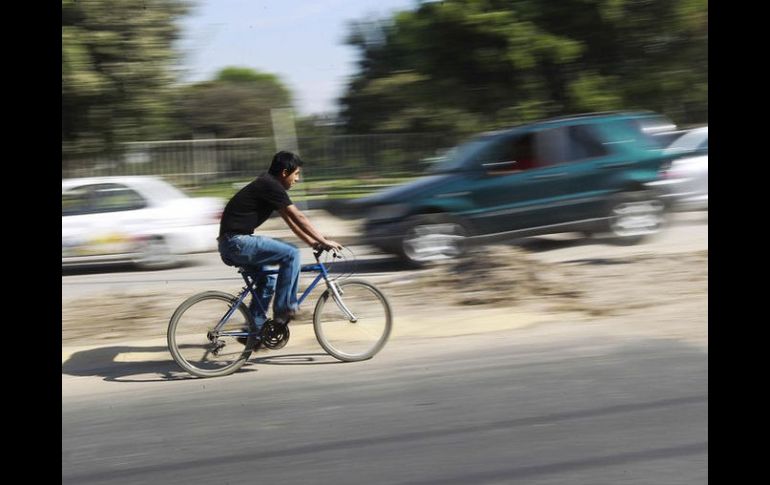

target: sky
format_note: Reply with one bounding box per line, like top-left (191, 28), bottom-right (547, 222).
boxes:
top-left (178, 0), bottom-right (420, 117)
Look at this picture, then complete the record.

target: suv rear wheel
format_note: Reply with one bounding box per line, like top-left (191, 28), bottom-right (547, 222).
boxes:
top-left (606, 190), bottom-right (666, 244)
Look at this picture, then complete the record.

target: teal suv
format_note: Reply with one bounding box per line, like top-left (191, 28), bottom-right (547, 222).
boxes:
top-left (355, 111), bottom-right (679, 265)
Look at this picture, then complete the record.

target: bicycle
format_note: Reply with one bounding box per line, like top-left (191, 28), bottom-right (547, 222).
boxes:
top-left (167, 248), bottom-right (393, 378)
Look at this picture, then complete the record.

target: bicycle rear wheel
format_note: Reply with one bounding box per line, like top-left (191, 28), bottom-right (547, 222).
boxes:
top-left (313, 280), bottom-right (392, 362)
top-left (167, 291), bottom-right (257, 378)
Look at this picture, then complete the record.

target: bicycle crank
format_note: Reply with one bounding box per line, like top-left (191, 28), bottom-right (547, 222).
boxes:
top-left (261, 320), bottom-right (290, 350)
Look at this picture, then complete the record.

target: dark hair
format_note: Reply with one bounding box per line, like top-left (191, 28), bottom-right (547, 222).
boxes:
top-left (268, 151), bottom-right (303, 176)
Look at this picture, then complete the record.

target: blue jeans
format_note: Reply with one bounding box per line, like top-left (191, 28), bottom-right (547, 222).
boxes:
top-left (218, 235), bottom-right (301, 320)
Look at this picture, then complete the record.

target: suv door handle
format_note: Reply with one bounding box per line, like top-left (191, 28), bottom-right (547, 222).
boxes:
top-left (600, 162), bottom-right (632, 169)
top-left (532, 172), bottom-right (566, 180)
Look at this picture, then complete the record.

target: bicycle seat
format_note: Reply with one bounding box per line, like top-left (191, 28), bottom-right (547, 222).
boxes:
top-left (237, 266), bottom-right (279, 277)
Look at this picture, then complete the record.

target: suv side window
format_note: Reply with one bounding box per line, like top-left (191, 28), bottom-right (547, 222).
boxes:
top-left (479, 133), bottom-right (539, 172)
top-left (91, 184), bottom-right (147, 213)
top-left (535, 125), bottom-right (607, 166)
top-left (568, 124), bottom-right (608, 160)
top-left (535, 127), bottom-right (569, 166)
top-left (476, 137), bottom-right (512, 166)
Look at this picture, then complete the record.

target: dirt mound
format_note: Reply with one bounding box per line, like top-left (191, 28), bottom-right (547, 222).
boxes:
top-left (382, 245), bottom-right (708, 317)
top-left (390, 246), bottom-right (581, 306)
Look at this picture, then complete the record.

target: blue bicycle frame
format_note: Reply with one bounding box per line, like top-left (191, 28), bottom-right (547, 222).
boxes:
top-left (212, 255), bottom-right (355, 340)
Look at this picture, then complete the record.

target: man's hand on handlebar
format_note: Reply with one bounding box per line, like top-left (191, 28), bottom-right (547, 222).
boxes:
top-left (312, 239), bottom-right (344, 252)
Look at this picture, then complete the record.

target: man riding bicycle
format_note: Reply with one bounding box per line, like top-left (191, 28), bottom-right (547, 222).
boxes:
top-left (217, 151), bottom-right (343, 326)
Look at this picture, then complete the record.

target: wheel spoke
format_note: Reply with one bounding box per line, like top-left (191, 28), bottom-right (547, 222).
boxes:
top-left (168, 292), bottom-right (255, 378)
top-left (314, 281), bottom-right (392, 361)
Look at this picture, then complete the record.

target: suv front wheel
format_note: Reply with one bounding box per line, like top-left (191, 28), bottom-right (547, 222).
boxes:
top-left (400, 214), bottom-right (469, 266)
top-left (606, 190), bottom-right (666, 245)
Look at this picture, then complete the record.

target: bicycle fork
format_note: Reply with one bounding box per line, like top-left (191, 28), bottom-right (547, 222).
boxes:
top-left (326, 278), bottom-right (358, 323)
top-left (307, 251), bottom-right (359, 323)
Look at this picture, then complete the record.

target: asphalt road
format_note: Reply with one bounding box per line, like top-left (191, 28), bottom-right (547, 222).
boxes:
top-left (62, 322), bottom-right (707, 484)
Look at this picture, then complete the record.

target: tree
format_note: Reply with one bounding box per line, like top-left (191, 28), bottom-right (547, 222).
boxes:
top-left (62, 0), bottom-right (190, 162)
top-left (525, 0), bottom-right (708, 123)
top-left (340, 0), bottom-right (707, 137)
top-left (174, 67), bottom-right (293, 139)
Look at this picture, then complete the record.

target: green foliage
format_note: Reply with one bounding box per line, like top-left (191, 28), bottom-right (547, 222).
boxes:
top-left (62, 0), bottom-right (190, 161)
top-left (341, 0), bottom-right (707, 137)
top-left (216, 67), bottom-right (283, 85)
top-left (174, 67), bottom-right (293, 139)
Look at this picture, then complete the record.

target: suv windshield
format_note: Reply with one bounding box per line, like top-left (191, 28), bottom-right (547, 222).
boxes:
top-left (599, 118), bottom-right (668, 150)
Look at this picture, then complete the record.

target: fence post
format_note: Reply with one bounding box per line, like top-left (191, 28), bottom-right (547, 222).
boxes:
top-left (193, 133), bottom-right (215, 187)
top-left (271, 108), bottom-right (308, 210)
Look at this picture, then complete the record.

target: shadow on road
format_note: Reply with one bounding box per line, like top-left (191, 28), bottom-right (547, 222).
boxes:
top-left (327, 236), bottom-right (620, 273)
top-left (62, 346), bottom-right (342, 382)
top-left (62, 258), bottom-right (201, 276)
top-left (505, 235), bottom-right (598, 253)
top-left (62, 345), bottom-right (213, 382)
top-left (323, 255), bottom-right (415, 276)
top-left (250, 353), bottom-right (343, 366)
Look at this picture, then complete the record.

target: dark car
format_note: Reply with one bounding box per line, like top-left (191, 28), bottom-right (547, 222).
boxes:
top-left (352, 111), bottom-right (681, 265)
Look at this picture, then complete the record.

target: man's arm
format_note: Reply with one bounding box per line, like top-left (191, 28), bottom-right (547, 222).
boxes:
top-left (280, 209), bottom-right (317, 246)
top-left (278, 205), bottom-right (343, 250)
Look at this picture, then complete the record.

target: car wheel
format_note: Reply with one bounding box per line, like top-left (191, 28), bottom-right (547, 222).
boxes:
top-left (606, 191), bottom-right (666, 245)
top-left (135, 237), bottom-right (179, 270)
top-left (400, 214), bottom-right (469, 266)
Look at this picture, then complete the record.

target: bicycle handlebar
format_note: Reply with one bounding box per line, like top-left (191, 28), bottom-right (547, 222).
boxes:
top-left (313, 247), bottom-right (342, 261)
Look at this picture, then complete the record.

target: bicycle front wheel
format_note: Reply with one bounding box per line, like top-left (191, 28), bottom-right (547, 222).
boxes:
top-left (167, 291), bottom-right (257, 378)
top-left (313, 280), bottom-right (392, 361)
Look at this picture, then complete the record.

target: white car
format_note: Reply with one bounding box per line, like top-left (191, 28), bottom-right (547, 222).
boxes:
top-left (62, 176), bottom-right (224, 269)
top-left (648, 126), bottom-right (708, 211)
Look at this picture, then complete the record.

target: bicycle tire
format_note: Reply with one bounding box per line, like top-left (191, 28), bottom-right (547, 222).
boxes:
top-left (167, 291), bottom-right (257, 378)
top-left (313, 280), bottom-right (392, 362)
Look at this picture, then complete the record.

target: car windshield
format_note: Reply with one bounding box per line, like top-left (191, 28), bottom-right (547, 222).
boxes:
top-left (667, 128), bottom-right (708, 152)
top-left (138, 178), bottom-right (188, 200)
top-left (636, 117), bottom-right (680, 149)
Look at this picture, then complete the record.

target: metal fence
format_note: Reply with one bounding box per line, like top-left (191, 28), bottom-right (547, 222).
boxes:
top-left (61, 133), bottom-right (452, 186)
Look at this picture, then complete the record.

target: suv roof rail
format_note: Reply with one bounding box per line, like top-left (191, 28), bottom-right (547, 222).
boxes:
top-left (540, 110), bottom-right (656, 124)
top-left (481, 110), bottom-right (663, 136)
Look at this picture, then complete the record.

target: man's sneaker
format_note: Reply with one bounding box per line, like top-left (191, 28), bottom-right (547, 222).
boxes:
top-left (273, 309), bottom-right (298, 325)
top-left (293, 307), bottom-right (312, 321)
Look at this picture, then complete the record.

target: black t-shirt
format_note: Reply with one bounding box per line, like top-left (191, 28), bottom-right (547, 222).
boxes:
top-left (218, 173), bottom-right (293, 237)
